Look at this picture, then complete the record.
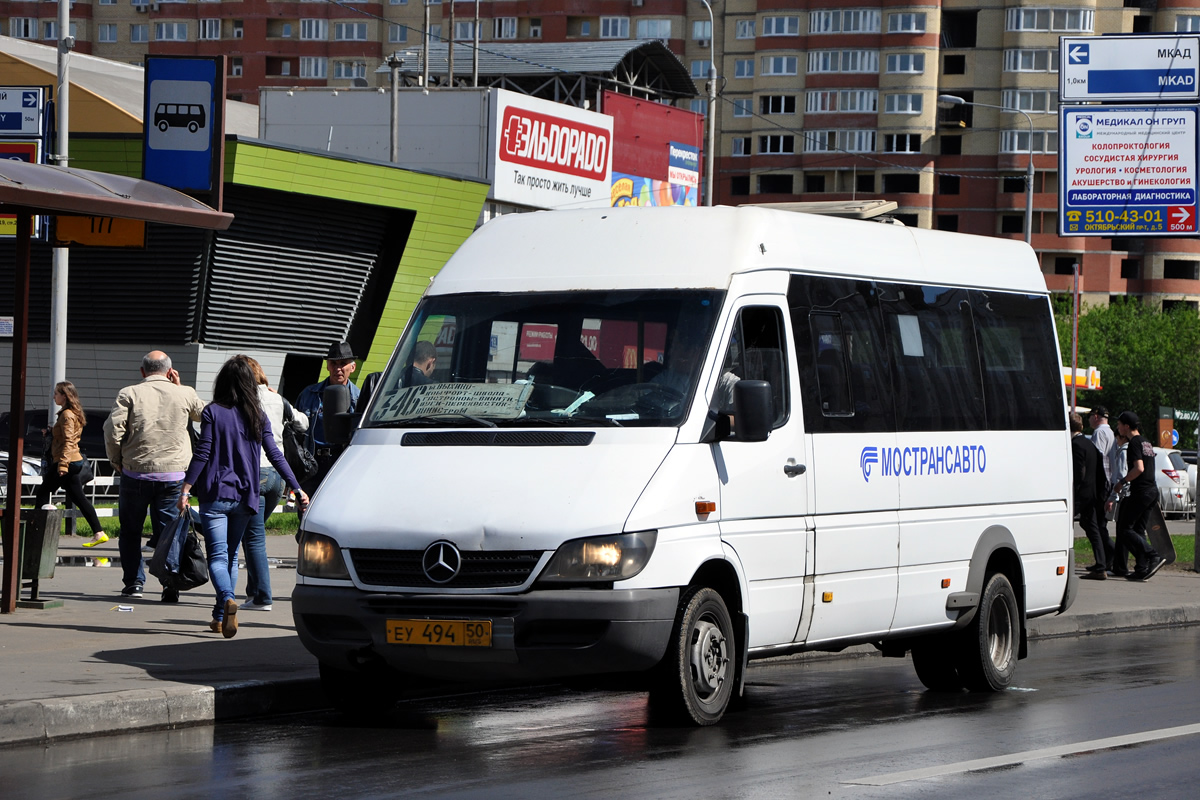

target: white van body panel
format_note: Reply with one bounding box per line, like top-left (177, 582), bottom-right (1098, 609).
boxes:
top-left (305, 427), bottom-right (676, 554)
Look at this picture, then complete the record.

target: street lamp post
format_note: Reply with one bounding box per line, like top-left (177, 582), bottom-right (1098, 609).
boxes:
top-left (386, 52), bottom-right (405, 163)
top-left (937, 94), bottom-right (1035, 246)
top-left (696, 0), bottom-right (716, 206)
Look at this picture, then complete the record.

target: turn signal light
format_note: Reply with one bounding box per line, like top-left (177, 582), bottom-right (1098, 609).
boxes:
top-left (695, 500), bottom-right (716, 515)
top-left (822, 592), bottom-right (833, 603)
top-left (1057, 566), bottom-right (1065, 575)
top-left (941, 578), bottom-right (951, 589)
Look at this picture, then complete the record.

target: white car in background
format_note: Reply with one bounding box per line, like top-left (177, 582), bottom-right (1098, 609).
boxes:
top-left (1153, 447), bottom-right (1192, 517)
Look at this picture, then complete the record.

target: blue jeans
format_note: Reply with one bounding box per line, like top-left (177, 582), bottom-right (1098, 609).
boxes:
top-left (118, 475), bottom-right (183, 589)
top-left (242, 466), bottom-right (284, 606)
top-left (200, 499), bottom-right (256, 621)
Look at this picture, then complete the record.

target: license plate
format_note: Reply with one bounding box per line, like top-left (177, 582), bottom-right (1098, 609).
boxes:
top-left (386, 619), bottom-right (492, 647)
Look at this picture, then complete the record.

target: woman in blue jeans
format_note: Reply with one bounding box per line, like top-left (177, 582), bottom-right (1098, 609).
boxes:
top-left (179, 356), bottom-right (308, 637)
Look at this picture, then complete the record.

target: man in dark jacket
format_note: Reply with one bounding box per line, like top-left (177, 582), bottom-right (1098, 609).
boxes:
top-left (1072, 412), bottom-right (1113, 579)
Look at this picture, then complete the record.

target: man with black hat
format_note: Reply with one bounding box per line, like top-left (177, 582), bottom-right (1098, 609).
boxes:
top-left (1105, 411), bottom-right (1167, 581)
top-left (294, 342), bottom-right (361, 494)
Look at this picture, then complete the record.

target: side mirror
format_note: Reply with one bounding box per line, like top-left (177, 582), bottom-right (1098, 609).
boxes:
top-left (733, 380), bottom-right (773, 443)
top-left (322, 384), bottom-right (355, 445)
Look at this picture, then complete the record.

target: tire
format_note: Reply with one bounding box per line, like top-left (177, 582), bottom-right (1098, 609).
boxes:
top-left (649, 587), bottom-right (736, 726)
top-left (157, 120), bottom-right (168, 132)
top-left (911, 637), bottom-right (964, 692)
top-left (188, 121), bottom-right (199, 133)
top-left (320, 662), bottom-right (399, 719)
top-left (955, 572), bottom-right (1020, 692)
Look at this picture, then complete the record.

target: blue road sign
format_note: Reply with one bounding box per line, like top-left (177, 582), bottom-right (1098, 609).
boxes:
top-left (142, 57), bottom-right (219, 192)
top-left (1060, 35), bottom-right (1200, 102)
top-left (1068, 43), bottom-right (1089, 65)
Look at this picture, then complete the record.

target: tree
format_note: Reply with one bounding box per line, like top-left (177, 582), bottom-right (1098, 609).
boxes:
top-left (1055, 296), bottom-right (1200, 449)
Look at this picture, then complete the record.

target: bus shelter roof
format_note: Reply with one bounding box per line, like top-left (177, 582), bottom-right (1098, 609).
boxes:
top-left (0, 159), bottom-right (233, 229)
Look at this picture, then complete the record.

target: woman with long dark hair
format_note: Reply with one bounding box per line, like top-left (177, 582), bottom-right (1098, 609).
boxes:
top-left (35, 381), bottom-right (106, 545)
top-left (179, 356), bottom-right (308, 637)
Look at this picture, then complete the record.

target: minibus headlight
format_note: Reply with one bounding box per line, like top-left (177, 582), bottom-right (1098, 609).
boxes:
top-left (539, 531), bottom-right (657, 583)
top-left (297, 532), bottom-right (351, 580)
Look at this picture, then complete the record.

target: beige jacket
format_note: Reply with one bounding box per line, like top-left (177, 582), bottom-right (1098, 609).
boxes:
top-left (103, 374), bottom-right (205, 473)
top-left (52, 408), bottom-right (84, 474)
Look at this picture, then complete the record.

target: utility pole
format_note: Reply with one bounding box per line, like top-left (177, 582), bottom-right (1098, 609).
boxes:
top-left (50, 0), bottom-right (74, 413)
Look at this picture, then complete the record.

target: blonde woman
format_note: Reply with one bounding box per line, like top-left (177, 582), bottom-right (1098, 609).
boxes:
top-left (35, 382), bottom-right (107, 545)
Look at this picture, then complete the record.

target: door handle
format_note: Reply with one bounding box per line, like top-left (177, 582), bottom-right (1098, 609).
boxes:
top-left (783, 462), bottom-right (806, 477)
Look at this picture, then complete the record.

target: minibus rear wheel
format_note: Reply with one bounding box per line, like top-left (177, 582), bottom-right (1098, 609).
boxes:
top-left (911, 637), bottom-right (964, 692)
top-left (320, 662), bottom-right (399, 719)
top-left (956, 572), bottom-right (1020, 691)
top-left (649, 586), bottom-right (735, 726)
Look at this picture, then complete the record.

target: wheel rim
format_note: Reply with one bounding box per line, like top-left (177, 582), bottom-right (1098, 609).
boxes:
top-left (689, 613), bottom-right (729, 702)
top-left (986, 595), bottom-right (1014, 669)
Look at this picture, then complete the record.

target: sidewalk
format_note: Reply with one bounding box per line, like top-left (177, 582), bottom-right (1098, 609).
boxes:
top-left (2, 528), bottom-right (1198, 748)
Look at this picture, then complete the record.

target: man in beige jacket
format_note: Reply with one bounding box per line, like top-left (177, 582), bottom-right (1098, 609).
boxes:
top-left (104, 351), bottom-right (204, 600)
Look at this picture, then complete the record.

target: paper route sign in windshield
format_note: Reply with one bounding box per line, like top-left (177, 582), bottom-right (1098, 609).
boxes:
top-left (376, 383), bottom-right (534, 421)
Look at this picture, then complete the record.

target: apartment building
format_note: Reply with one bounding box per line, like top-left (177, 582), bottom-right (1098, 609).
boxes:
top-left (3, 0), bottom-right (1199, 306)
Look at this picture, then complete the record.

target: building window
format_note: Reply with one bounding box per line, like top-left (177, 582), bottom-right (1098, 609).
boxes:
top-left (941, 135), bottom-right (962, 155)
top-left (335, 22), bottom-right (369, 41)
top-left (943, 55), bottom-right (966, 75)
top-left (1003, 49), bottom-right (1060, 73)
top-left (44, 22), bottom-right (78, 40)
top-left (636, 19), bottom-right (671, 40)
top-left (763, 16), bottom-right (800, 36)
top-left (155, 22), bottom-right (188, 41)
top-left (98, 23), bottom-right (118, 43)
top-left (804, 130), bottom-right (876, 153)
top-left (493, 17), bottom-right (516, 39)
top-left (334, 61), bottom-right (367, 79)
top-left (730, 175), bottom-right (750, 195)
top-left (1006, 8), bottom-right (1094, 32)
top-left (887, 13), bottom-right (926, 33)
top-left (528, 18), bottom-right (541, 38)
top-left (691, 61), bottom-right (712, 79)
top-left (233, 20), bottom-right (243, 39)
top-left (690, 99), bottom-right (708, 115)
top-left (693, 20), bottom-right (712, 40)
top-left (1163, 299), bottom-right (1200, 312)
top-left (1120, 259), bottom-right (1139, 278)
top-left (600, 17), bottom-right (629, 39)
top-left (939, 175), bottom-right (960, 194)
top-left (734, 59), bottom-right (754, 78)
top-left (884, 93), bottom-right (923, 114)
top-left (808, 50), bottom-right (879, 73)
top-left (806, 174), bottom-right (826, 193)
top-left (735, 19), bottom-right (755, 39)
top-left (300, 57), bottom-right (328, 78)
top-left (937, 215), bottom-right (959, 232)
top-left (759, 135), bottom-right (795, 154)
top-left (1053, 257), bottom-right (1076, 275)
top-left (389, 24), bottom-right (407, 43)
top-left (9, 18), bottom-right (37, 39)
top-left (731, 98), bottom-right (753, 117)
top-left (389, 0), bottom-right (408, 4)
top-left (1002, 90), bottom-right (1056, 114)
top-left (761, 95), bottom-right (797, 115)
top-left (883, 173), bottom-right (920, 193)
top-left (130, 24), bottom-right (149, 43)
top-left (300, 19), bottom-right (328, 40)
top-left (758, 174), bottom-right (794, 194)
top-left (230, 57), bottom-right (243, 77)
top-left (1000, 130), bottom-right (1057, 154)
top-left (429, 24), bottom-right (442, 39)
top-left (809, 9), bottom-right (880, 34)
top-left (806, 89), bottom-right (877, 113)
top-left (1002, 176), bottom-right (1026, 193)
top-left (1178, 16), bottom-right (1200, 32)
top-left (99, 0), bottom-right (116, 4)
top-left (883, 134), bottom-right (922, 153)
top-left (1000, 216), bottom-right (1024, 234)
top-left (453, 21), bottom-right (474, 40)
top-left (857, 173), bottom-right (875, 193)
top-left (886, 53), bottom-right (925, 73)
top-left (732, 137), bottom-right (749, 156)
top-left (761, 56), bottom-right (798, 76)
top-left (199, 19), bottom-right (220, 40)
top-left (1163, 260), bottom-right (1199, 280)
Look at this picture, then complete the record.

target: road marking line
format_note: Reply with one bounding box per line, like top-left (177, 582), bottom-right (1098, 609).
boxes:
top-left (844, 722), bottom-right (1200, 786)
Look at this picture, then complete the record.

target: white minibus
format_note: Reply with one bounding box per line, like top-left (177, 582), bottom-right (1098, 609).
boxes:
top-left (294, 207), bottom-right (1077, 726)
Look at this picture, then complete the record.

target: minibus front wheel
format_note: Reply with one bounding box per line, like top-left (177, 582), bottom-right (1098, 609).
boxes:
top-left (320, 661), bottom-right (400, 719)
top-left (649, 586), bottom-right (736, 726)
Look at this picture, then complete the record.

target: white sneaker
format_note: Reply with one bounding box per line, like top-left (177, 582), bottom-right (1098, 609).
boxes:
top-left (242, 600), bottom-right (273, 612)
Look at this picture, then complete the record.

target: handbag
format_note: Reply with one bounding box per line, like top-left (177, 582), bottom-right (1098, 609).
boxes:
top-left (149, 509), bottom-right (209, 591)
top-left (282, 399), bottom-right (319, 483)
top-left (77, 455), bottom-right (95, 485)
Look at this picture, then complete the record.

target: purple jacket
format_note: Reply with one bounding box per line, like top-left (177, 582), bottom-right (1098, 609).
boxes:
top-left (184, 402), bottom-right (300, 508)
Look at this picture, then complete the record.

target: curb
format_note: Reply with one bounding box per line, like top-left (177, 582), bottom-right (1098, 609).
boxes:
top-left (3, 608), bottom-right (1199, 749)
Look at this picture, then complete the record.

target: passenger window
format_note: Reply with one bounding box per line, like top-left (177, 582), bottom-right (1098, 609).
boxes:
top-left (971, 290), bottom-right (1065, 431)
top-left (789, 275), bottom-right (894, 433)
top-left (879, 284), bottom-right (984, 432)
top-left (716, 306), bottom-right (788, 429)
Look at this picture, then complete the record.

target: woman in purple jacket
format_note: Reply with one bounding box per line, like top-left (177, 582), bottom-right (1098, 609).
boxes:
top-left (179, 356), bottom-right (309, 638)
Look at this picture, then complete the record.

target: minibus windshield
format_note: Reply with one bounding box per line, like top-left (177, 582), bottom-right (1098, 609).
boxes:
top-left (363, 289), bottom-right (724, 428)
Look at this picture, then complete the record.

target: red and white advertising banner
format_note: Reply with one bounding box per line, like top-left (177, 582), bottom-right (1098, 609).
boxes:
top-left (490, 90), bottom-right (613, 209)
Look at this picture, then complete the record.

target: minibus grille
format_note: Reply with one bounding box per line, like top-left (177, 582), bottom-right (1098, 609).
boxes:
top-left (350, 549), bottom-right (544, 588)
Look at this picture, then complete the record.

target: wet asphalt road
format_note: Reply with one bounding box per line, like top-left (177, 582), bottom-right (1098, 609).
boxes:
top-left (5, 627), bottom-right (1199, 799)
